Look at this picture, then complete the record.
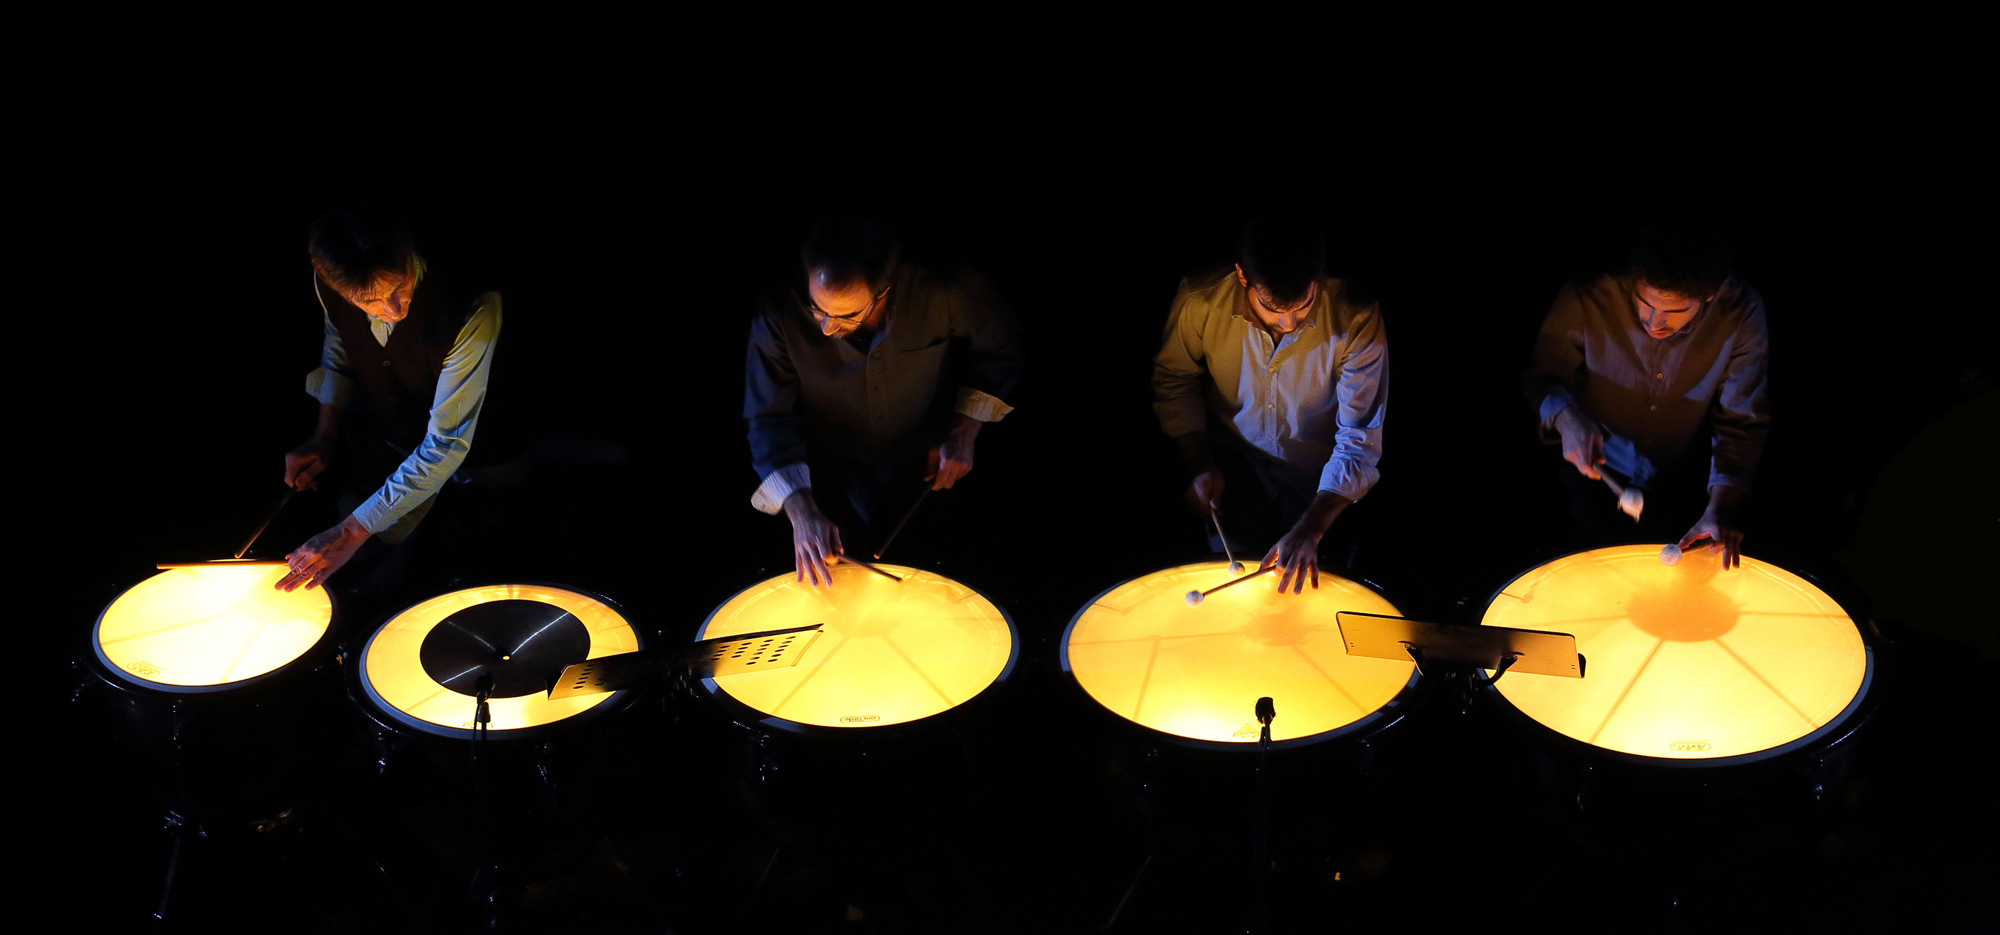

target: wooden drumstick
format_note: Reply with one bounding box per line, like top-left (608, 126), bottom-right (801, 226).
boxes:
top-left (1208, 508), bottom-right (1244, 574)
top-left (234, 486), bottom-right (299, 559)
top-left (1185, 564), bottom-right (1277, 605)
top-left (873, 486), bottom-right (931, 560)
top-left (836, 554), bottom-right (904, 582)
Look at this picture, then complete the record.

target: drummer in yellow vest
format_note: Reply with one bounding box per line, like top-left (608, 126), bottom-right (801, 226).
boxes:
top-left (276, 205), bottom-right (502, 593)
top-left (1152, 213), bottom-right (1388, 595)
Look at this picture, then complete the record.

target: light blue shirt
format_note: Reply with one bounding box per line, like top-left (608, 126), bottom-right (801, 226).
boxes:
top-left (305, 287), bottom-right (502, 534)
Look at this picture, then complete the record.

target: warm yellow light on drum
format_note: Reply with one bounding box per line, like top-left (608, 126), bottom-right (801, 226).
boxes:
top-left (1066, 562), bottom-right (1414, 744)
top-left (1482, 545), bottom-right (1868, 761)
top-left (362, 585), bottom-right (639, 733)
top-left (699, 563), bottom-right (1015, 729)
top-left (95, 564), bottom-right (332, 689)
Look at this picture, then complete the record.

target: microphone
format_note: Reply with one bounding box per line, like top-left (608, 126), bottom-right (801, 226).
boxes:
top-left (1255, 696), bottom-right (1275, 727)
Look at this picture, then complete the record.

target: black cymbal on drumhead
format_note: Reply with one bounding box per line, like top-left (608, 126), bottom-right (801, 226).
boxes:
top-left (418, 599), bottom-right (591, 699)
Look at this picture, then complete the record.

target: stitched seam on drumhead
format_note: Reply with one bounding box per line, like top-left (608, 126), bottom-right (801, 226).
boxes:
top-left (883, 633), bottom-right (956, 707)
top-left (1713, 636), bottom-right (1815, 728)
top-left (1130, 638), bottom-right (1162, 722)
top-left (1289, 643), bottom-right (1367, 721)
top-left (1590, 637), bottom-right (1665, 745)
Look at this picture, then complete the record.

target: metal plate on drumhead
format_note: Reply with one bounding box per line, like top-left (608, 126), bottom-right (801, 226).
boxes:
top-left (696, 563), bottom-right (1017, 730)
top-left (1063, 562), bottom-right (1417, 748)
top-left (1480, 545), bottom-right (1870, 764)
top-left (94, 564), bottom-right (333, 693)
top-left (360, 584), bottom-right (641, 738)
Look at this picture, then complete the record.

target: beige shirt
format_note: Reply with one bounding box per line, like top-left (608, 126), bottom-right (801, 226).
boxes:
top-left (1152, 271), bottom-right (1388, 501)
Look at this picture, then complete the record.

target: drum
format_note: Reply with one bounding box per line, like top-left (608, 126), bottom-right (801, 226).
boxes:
top-left (692, 561), bottom-right (1019, 880)
top-left (695, 562), bottom-right (1018, 732)
top-left (80, 560), bottom-right (345, 842)
top-left (1479, 545), bottom-right (1872, 767)
top-left (1063, 561), bottom-right (1417, 750)
top-left (355, 583), bottom-right (643, 739)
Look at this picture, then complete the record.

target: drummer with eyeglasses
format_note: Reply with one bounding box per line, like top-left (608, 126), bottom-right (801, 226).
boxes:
top-left (1524, 220), bottom-right (1769, 568)
top-left (277, 205), bottom-right (501, 594)
top-left (744, 214), bottom-right (1023, 587)
top-left (1152, 212), bottom-right (1388, 595)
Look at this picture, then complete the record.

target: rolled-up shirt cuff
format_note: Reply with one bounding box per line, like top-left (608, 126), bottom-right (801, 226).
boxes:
top-left (750, 463), bottom-right (812, 515)
top-left (1707, 470), bottom-right (1751, 492)
top-left (1537, 388), bottom-right (1575, 430)
top-left (1317, 461), bottom-right (1380, 502)
top-left (305, 368), bottom-right (357, 408)
top-left (955, 388), bottom-right (1015, 422)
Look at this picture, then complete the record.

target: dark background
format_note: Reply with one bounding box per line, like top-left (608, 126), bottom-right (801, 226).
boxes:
top-left (31, 16), bottom-right (1995, 932)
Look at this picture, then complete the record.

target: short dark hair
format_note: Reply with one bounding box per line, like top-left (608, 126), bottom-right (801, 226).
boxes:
top-left (1238, 213), bottom-right (1325, 307)
top-left (1628, 220), bottom-right (1731, 298)
top-left (801, 213), bottom-right (901, 292)
top-left (308, 204), bottom-right (416, 293)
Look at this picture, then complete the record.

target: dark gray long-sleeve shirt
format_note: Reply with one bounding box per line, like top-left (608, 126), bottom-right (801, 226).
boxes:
top-left (744, 265), bottom-right (1023, 512)
top-left (1525, 274), bottom-right (1770, 490)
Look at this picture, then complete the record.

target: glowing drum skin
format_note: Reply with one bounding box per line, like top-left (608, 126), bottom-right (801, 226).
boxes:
top-left (93, 563), bottom-right (334, 693)
top-left (1480, 545), bottom-right (1871, 766)
top-left (1063, 561), bottom-right (1418, 749)
top-left (696, 563), bottom-right (1017, 731)
top-left (357, 584), bottom-right (642, 740)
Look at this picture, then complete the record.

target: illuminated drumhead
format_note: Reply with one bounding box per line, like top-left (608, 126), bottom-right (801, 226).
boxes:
top-left (1481, 545), bottom-right (1869, 763)
top-left (697, 564), bottom-right (1016, 730)
top-left (360, 584), bottom-right (641, 738)
top-left (94, 564), bottom-right (333, 693)
top-left (1064, 562), bottom-right (1415, 746)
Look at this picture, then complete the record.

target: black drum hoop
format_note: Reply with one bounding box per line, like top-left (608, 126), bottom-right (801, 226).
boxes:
top-left (1059, 567), bottom-right (1423, 754)
top-left (87, 574), bottom-right (342, 699)
top-left (1476, 545), bottom-right (1882, 771)
top-left (351, 581), bottom-right (646, 743)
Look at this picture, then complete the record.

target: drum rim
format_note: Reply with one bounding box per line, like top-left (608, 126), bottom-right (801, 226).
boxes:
top-left (352, 581), bottom-right (646, 742)
top-left (1476, 544), bottom-right (1879, 768)
top-left (88, 566), bottom-right (341, 697)
top-left (692, 564), bottom-right (1022, 735)
top-left (1060, 561), bottom-right (1422, 752)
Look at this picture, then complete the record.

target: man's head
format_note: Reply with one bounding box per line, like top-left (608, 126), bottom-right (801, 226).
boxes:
top-left (1235, 213), bottom-right (1325, 335)
top-left (1627, 220), bottom-right (1730, 339)
top-left (309, 204), bottom-right (418, 323)
top-left (801, 214), bottom-right (900, 337)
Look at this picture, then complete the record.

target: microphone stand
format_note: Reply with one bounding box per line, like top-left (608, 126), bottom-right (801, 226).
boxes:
top-left (1249, 696), bottom-right (1276, 935)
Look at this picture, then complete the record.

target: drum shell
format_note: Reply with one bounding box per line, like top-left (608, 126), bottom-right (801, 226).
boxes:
top-left (1475, 559), bottom-right (1887, 830)
top-left (77, 601), bottom-right (346, 824)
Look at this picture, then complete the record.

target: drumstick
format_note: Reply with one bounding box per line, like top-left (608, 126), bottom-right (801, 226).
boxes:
top-left (1208, 508), bottom-right (1244, 574)
top-left (1598, 472), bottom-right (1644, 522)
top-left (1185, 564), bottom-right (1277, 605)
top-left (873, 486), bottom-right (931, 560)
top-left (837, 554), bottom-right (904, 582)
top-left (234, 486), bottom-right (299, 559)
top-left (1659, 537), bottom-right (1714, 565)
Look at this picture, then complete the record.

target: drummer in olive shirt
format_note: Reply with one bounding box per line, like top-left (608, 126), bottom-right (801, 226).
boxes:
top-left (744, 215), bottom-right (1023, 587)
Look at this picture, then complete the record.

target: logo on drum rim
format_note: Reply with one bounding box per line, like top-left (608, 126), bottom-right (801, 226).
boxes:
top-left (840, 715), bottom-right (881, 723)
top-left (1669, 741), bottom-right (1711, 752)
top-left (125, 659), bottom-right (163, 677)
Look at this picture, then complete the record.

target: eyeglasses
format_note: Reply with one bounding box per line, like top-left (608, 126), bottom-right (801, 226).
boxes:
top-left (807, 284), bottom-right (892, 327)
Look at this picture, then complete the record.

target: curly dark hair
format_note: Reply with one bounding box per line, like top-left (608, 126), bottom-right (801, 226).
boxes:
top-left (308, 203), bottom-right (416, 293)
top-left (1239, 212), bottom-right (1325, 307)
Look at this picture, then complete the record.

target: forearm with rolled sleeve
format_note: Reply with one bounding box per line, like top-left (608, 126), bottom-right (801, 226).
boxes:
top-left (1526, 286), bottom-right (1586, 430)
top-left (1707, 302), bottom-right (1771, 490)
top-left (1151, 288), bottom-right (1210, 439)
top-left (745, 312), bottom-right (813, 514)
top-left (304, 315), bottom-right (359, 408)
top-left (949, 271), bottom-right (1024, 422)
top-left (350, 296), bottom-right (501, 534)
top-left (1317, 309), bottom-right (1387, 501)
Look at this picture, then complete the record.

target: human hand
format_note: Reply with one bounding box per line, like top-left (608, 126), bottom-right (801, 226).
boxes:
top-left (927, 421), bottom-right (978, 490)
top-left (1260, 527), bottom-right (1321, 595)
top-left (1553, 407), bottom-right (1604, 480)
top-left (283, 436), bottom-right (334, 491)
top-left (784, 495), bottom-right (844, 588)
top-left (1187, 470), bottom-right (1226, 512)
top-left (1679, 513), bottom-right (1743, 570)
top-left (277, 515), bottom-right (370, 591)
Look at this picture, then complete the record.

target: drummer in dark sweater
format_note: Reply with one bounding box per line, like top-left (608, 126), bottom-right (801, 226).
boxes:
top-left (744, 214), bottom-right (1024, 587)
top-left (276, 206), bottom-right (502, 593)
